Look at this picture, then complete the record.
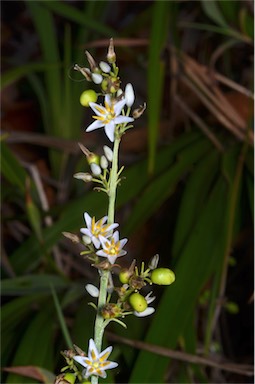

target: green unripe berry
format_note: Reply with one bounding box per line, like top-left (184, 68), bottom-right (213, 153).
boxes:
top-left (119, 269), bottom-right (130, 284)
top-left (129, 293), bottom-right (147, 312)
top-left (151, 268), bottom-right (175, 285)
top-left (80, 90), bottom-right (97, 107)
top-left (63, 373), bottom-right (76, 384)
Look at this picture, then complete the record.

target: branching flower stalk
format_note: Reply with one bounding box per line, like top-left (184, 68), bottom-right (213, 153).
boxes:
top-left (55, 39), bottom-right (176, 384)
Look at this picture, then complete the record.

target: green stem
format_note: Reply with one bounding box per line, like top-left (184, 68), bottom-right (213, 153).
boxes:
top-left (91, 136), bottom-right (121, 384)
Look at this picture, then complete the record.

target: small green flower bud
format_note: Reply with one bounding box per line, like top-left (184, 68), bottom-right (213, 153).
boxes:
top-left (87, 153), bottom-right (100, 166)
top-left (63, 373), bottom-right (76, 384)
top-left (80, 90), bottom-right (97, 107)
top-left (129, 293), bottom-right (147, 312)
top-left (119, 269), bottom-right (131, 284)
top-left (151, 268), bottom-right (175, 285)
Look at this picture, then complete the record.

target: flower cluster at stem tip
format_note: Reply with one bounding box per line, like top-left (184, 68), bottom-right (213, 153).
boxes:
top-left (56, 39), bottom-right (175, 384)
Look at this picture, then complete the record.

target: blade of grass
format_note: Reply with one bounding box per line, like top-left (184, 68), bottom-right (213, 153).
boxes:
top-left (201, 0), bottom-right (228, 28)
top-left (1, 141), bottom-right (26, 192)
top-left (147, 1), bottom-right (170, 174)
top-left (41, 0), bottom-right (114, 36)
top-left (124, 137), bottom-right (212, 235)
top-left (50, 284), bottom-right (73, 348)
top-left (172, 149), bottom-right (220, 258)
top-left (6, 308), bottom-right (55, 383)
top-left (130, 176), bottom-right (228, 382)
top-left (1, 62), bottom-right (58, 90)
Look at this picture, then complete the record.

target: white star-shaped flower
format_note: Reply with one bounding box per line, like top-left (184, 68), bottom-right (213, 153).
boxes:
top-left (86, 94), bottom-right (134, 142)
top-left (81, 212), bottom-right (118, 249)
top-left (73, 338), bottom-right (118, 379)
top-left (96, 231), bottom-right (128, 264)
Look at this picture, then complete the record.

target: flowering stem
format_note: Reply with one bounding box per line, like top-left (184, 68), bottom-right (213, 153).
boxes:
top-left (92, 135), bottom-right (121, 384)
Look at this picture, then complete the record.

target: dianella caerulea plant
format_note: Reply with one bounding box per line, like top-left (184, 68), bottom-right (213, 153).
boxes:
top-left (55, 39), bottom-right (175, 384)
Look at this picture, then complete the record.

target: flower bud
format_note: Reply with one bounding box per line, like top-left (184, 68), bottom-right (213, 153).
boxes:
top-left (85, 284), bottom-right (99, 298)
top-left (91, 73), bottom-right (103, 84)
top-left (73, 172), bottom-right (93, 182)
top-left (107, 38), bottom-right (116, 63)
top-left (85, 50), bottom-right (97, 71)
top-left (82, 235), bottom-right (92, 245)
top-left (101, 77), bottom-right (120, 93)
top-left (151, 268), bottom-right (175, 285)
top-left (63, 373), bottom-right (76, 384)
top-left (99, 61), bottom-right (111, 73)
top-left (125, 83), bottom-right (135, 107)
top-left (80, 89), bottom-right (98, 107)
top-left (103, 145), bottom-right (113, 162)
top-left (90, 163), bottom-right (101, 176)
top-left (129, 293), bottom-right (148, 312)
top-left (100, 155), bottom-right (108, 169)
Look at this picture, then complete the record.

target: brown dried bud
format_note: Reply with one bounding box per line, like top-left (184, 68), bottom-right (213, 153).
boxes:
top-left (107, 38), bottom-right (116, 63)
top-left (62, 232), bottom-right (80, 244)
top-left (62, 349), bottom-right (76, 359)
top-left (93, 259), bottom-right (112, 270)
top-left (132, 102), bottom-right (146, 119)
top-left (85, 50), bottom-right (98, 71)
top-left (73, 64), bottom-right (92, 81)
top-left (101, 303), bottom-right (122, 319)
top-left (129, 275), bottom-right (146, 290)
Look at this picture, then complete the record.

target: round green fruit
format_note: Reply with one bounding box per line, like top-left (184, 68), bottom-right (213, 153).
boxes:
top-left (151, 268), bottom-right (175, 285)
top-left (129, 293), bottom-right (147, 312)
top-left (119, 269), bottom-right (130, 284)
top-left (63, 372), bottom-right (76, 384)
top-left (80, 90), bottom-right (97, 107)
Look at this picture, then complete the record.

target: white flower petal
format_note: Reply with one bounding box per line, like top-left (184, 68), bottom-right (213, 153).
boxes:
top-left (89, 102), bottom-right (107, 116)
top-left (120, 238), bottom-right (128, 247)
top-left (84, 212), bottom-right (92, 228)
top-left (85, 284), bottom-right (99, 297)
top-left (88, 338), bottom-right (99, 360)
top-left (80, 228), bottom-right (91, 237)
top-left (86, 119), bottom-right (104, 132)
top-left (73, 355), bottom-right (87, 367)
top-left (134, 307), bottom-right (155, 317)
top-left (96, 250), bottom-right (107, 257)
top-left (114, 115), bottom-right (134, 125)
top-left (99, 345), bottom-right (113, 359)
top-left (114, 98), bottom-right (126, 115)
top-left (104, 122), bottom-right (115, 142)
top-left (92, 236), bottom-right (101, 249)
top-left (145, 291), bottom-right (156, 304)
